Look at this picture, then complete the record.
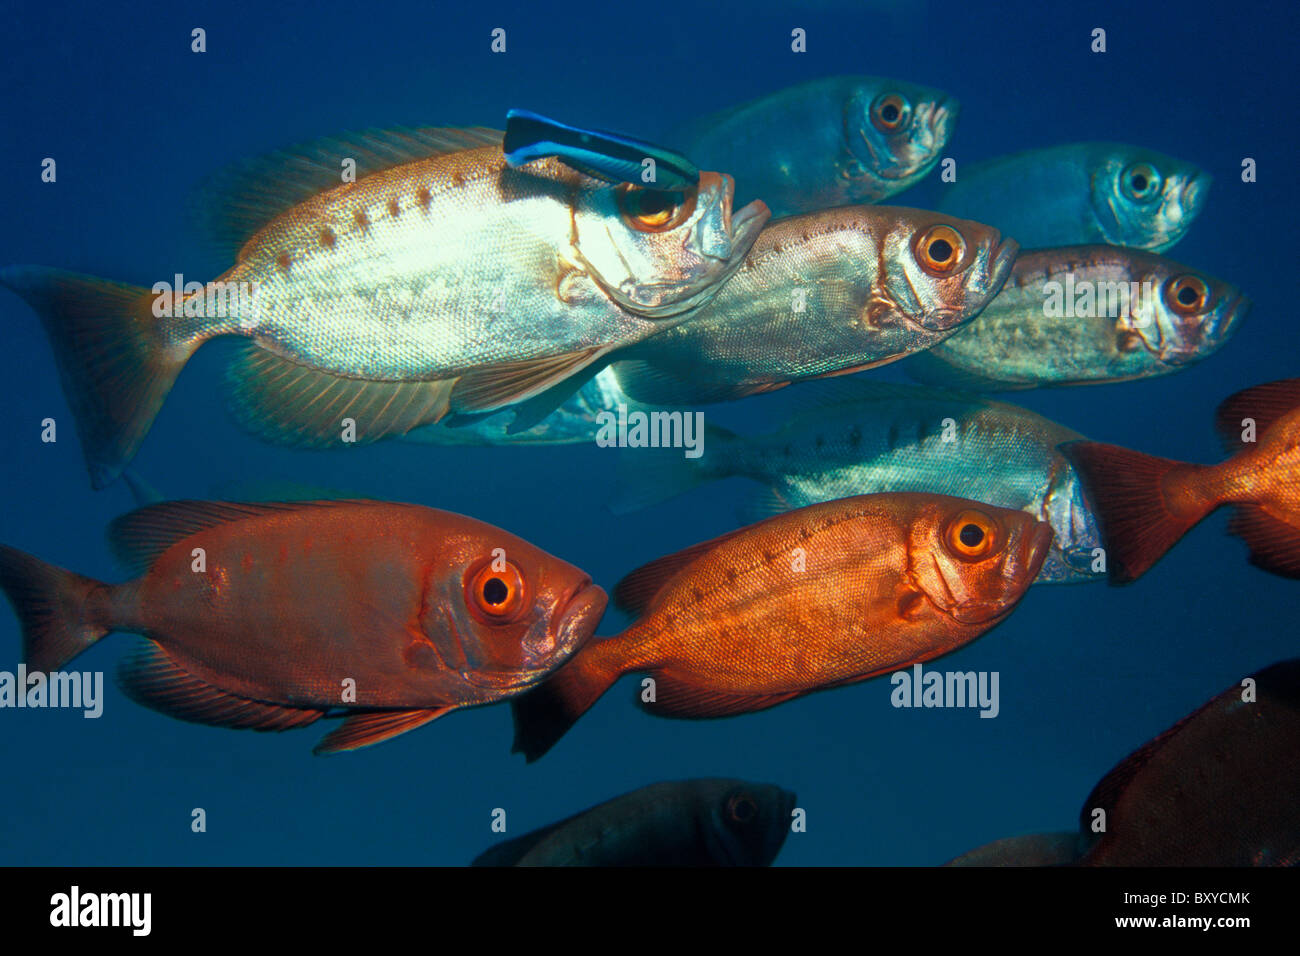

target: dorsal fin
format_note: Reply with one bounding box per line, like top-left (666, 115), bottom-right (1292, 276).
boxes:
top-left (191, 125), bottom-right (504, 259)
top-left (612, 526), bottom-right (751, 615)
top-left (107, 499), bottom-right (351, 573)
top-left (1213, 378), bottom-right (1300, 453)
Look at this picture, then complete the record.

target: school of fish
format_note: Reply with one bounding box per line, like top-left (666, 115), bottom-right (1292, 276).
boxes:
top-left (0, 68), bottom-right (1290, 867)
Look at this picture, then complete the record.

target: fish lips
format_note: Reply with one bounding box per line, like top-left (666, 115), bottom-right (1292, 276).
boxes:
top-left (948, 520), bottom-right (1054, 625)
top-left (551, 580), bottom-right (608, 657)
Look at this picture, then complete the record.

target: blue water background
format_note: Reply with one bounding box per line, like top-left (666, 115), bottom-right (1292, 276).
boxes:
top-left (0, 0), bottom-right (1295, 865)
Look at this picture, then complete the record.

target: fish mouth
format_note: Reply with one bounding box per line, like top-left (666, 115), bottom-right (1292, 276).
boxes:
top-left (726, 198), bottom-right (772, 258)
top-left (1162, 294), bottom-right (1251, 366)
top-left (1021, 522), bottom-right (1056, 580)
top-left (1179, 171), bottom-right (1212, 218)
top-left (552, 579), bottom-right (608, 652)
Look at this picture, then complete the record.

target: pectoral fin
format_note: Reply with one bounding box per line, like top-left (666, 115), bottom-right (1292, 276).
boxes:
top-left (450, 347), bottom-right (611, 415)
top-left (118, 640), bottom-right (326, 731)
top-left (313, 707), bottom-right (456, 755)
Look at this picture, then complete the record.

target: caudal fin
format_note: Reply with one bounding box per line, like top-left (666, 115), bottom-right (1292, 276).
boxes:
top-left (0, 266), bottom-right (200, 488)
top-left (0, 544), bottom-right (111, 670)
top-left (1059, 441), bottom-right (1212, 584)
top-left (510, 643), bottom-right (623, 762)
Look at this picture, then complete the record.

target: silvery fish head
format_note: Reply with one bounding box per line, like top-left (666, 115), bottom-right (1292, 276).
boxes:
top-left (570, 172), bottom-right (770, 319)
top-left (1040, 457), bottom-right (1105, 582)
top-left (844, 79), bottom-right (958, 196)
top-left (873, 208), bottom-right (1018, 333)
top-left (1122, 258), bottom-right (1248, 368)
top-left (1091, 145), bottom-right (1211, 251)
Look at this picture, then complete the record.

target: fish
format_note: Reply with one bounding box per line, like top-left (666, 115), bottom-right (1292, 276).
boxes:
top-left (906, 246), bottom-right (1248, 392)
top-left (0, 500), bottom-right (607, 753)
top-left (401, 368), bottom-right (632, 446)
top-left (1078, 658), bottom-right (1300, 866)
top-left (471, 778), bottom-right (795, 866)
top-left (670, 76), bottom-right (957, 217)
top-left (503, 109), bottom-right (699, 192)
top-left (609, 381), bottom-right (1102, 584)
top-left (948, 659), bottom-right (1300, 866)
top-left (937, 142), bottom-right (1210, 252)
top-left (510, 493), bottom-right (1053, 760)
top-left (944, 832), bottom-right (1084, 867)
top-left (0, 125), bottom-right (769, 488)
top-left (607, 207), bottom-right (1018, 406)
top-left (1060, 378), bottom-right (1300, 584)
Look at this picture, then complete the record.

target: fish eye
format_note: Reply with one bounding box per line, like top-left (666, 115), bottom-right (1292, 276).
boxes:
top-left (726, 793), bottom-right (759, 825)
top-left (1121, 162), bottom-right (1163, 203)
top-left (870, 92), bottom-right (911, 133)
top-left (944, 509), bottom-right (1000, 561)
top-left (1164, 275), bottom-right (1210, 315)
top-left (466, 560), bottom-right (526, 622)
top-left (914, 224), bottom-right (966, 275)
top-left (616, 183), bottom-right (696, 233)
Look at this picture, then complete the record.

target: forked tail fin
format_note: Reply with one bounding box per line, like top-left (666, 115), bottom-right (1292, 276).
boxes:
top-left (0, 544), bottom-right (111, 671)
top-left (1059, 441), bottom-right (1213, 584)
top-left (0, 266), bottom-right (201, 488)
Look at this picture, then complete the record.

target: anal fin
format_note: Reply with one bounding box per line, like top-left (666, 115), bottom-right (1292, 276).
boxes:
top-left (641, 674), bottom-right (800, 719)
top-left (225, 344), bottom-right (454, 448)
top-left (1228, 505), bottom-right (1300, 578)
top-left (313, 706), bottom-right (454, 755)
top-left (118, 641), bottom-right (325, 731)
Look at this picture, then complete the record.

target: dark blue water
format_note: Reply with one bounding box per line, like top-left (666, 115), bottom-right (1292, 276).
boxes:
top-left (0, 0), bottom-right (1294, 865)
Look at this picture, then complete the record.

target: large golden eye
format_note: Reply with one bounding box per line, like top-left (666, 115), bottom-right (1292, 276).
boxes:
top-left (616, 184), bottom-right (696, 233)
top-left (870, 92), bottom-right (911, 132)
top-left (726, 792), bottom-right (759, 826)
top-left (467, 560), bottom-right (526, 622)
top-left (945, 509), bottom-right (1000, 561)
top-left (1121, 162), bottom-right (1162, 203)
top-left (914, 224), bottom-right (966, 275)
top-left (1164, 275), bottom-right (1210, 315)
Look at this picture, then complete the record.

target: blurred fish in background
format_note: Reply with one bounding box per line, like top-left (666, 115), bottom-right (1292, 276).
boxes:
top-left (472, 778), bottom-right (795, 866)
top-left (671, 76), bottom-right (957, 216)
top-left (946, 658), bottom-right (1300, 866)
top-left (938, 143), bottom-right (1210, 251)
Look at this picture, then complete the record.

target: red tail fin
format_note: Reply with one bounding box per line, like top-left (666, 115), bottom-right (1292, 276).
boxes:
top-left (0, 544), bottom-right (111, 670)
top-left (1059, 441), bottom-right (1213, 584)
top-left (510, 641), bottom-right (623, 763)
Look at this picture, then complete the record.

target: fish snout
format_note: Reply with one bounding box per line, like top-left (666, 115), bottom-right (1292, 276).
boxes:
top-left (986, 236), bottom-right (1019, 298)
top-left (551, 578), bottom-right (608, 654)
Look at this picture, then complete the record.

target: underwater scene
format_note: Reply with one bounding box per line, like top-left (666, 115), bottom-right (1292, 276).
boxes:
top-left (0, 0), bottom-right (1297, 880)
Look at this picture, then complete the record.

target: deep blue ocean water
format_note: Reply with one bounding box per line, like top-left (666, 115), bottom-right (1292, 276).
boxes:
top-left (0, 0), bottom-right (1295, 866)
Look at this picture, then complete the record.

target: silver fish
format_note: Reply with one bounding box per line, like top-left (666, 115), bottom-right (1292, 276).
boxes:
top-left (671, 76), bottom-right (957, 216)
top-left (610, 381), bottom-right (1102, 584)
top-left (608, 206), bottom-right (1017, 406)
top-left (938, 142), bottom-right (1210, 251)
top-left (0, 126), bottom-right (769, 487)
top-left (909, 245), bottom-right (1248, 391)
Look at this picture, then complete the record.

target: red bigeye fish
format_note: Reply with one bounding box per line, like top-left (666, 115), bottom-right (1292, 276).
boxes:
top-left (0, 501), bottom-right (606, 753)
top-left (510, 493), bottom-right (1052, 761)
top-left (1061, 378), bottom-right (1300, 583)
